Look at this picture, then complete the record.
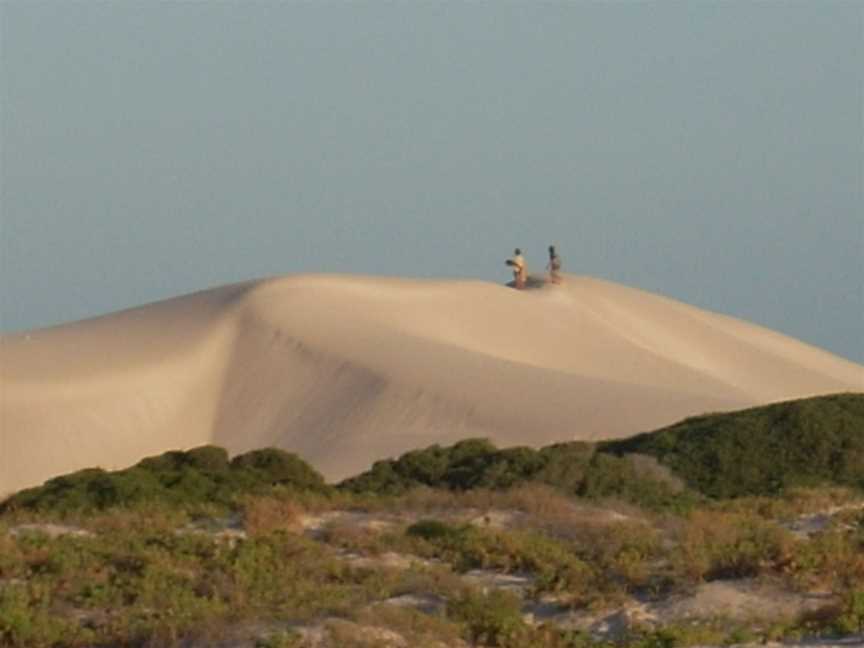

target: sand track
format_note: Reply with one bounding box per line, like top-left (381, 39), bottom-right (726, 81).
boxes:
top-left (2, 273), bottom-right (861, 494)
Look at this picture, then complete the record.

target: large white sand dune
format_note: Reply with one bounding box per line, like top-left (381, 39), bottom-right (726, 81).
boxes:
top-left (2, 274), bottom-right (862, 495)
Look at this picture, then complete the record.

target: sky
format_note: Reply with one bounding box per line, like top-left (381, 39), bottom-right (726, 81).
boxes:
top-left (1, 2), bottom-right (862, 364)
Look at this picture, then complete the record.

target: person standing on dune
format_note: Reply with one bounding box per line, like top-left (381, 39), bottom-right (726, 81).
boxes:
top-left (506, 248), bottom-right (527, 289)
top-left (547, 245), bottom-right (562, 284)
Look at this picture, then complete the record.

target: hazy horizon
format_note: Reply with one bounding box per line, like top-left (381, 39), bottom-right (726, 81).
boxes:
top-left (2, 2), bottom-right (862, 364)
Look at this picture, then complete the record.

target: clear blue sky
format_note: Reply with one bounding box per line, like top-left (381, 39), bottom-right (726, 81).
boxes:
top-left (2, 2), bottom-right (862, 363)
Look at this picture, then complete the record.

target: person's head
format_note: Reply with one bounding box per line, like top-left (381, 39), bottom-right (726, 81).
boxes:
top-left (549, 245), bottom-right (556, 255)
top-left (514, 248), bottom-right (521, 255)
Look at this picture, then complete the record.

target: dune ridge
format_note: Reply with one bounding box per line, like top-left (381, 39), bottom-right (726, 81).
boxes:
top-left (2, 273), bottom-right (862, 495)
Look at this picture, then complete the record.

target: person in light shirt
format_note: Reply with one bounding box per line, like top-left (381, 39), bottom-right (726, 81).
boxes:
top-left (506, 248), bottom-right (527, 289)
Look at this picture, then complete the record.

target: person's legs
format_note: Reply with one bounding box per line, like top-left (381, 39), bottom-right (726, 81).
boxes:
top-left (516, 269), bottom-right (526, 289)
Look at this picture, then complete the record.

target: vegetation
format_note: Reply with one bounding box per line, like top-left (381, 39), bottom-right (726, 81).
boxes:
top-left (0, 512), bottom-right (415, 646)
top-left (602, 393), bottom-right (864, 498)
top-left (1, 446), bottom-right (329, 515)
top-left (1, 483), bottom-right (862, 647)
top-left (1, 393), bottom-right (862, 646)
top-left (340, 439), bottom-right (695, 512)
top-left (405, 519), bottom-right (598, 600)
top-left (341, 394), bottom-right (864, 506)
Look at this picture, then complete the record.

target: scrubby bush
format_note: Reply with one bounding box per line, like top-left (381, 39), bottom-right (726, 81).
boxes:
top-left (0, 446), bottom-right (329, 514)
top-left (562, 518), bottom-right (664, 597)
top-left (603, 393), bottom-right (864, 498)
top-left (407, 519), bottom-right (463, 543)
top-left (137, 445), bottom-right (230, 473)
top-left (0, 585), bottom-right (90, 648)
top-left (2, 468), bottom-right (113, 513)
top-left (240, 495), bottom-right (305, 537)
top-left (674, 509), bottom-right (794, 582)
top-left (405, 519), bottom-right (595, 601)
top-left (341, 437), bottom-right (698, 511)
top-left (231, 448), bottom-right (327, 490)
top-left (446, 588), bottom-right (526, 647)
top-left (576, 452), bottom-right (697, 512)
top-left (342, 393), bottom-right (863, 506)
top-left (348, 603), bottom-right (464, 647)
top-left (339, 439), bottom-right (500, 494)
top-left (835, 590), bottom-right (864, 635)
top-left (445, 446), bottom-right (547, 490)
top-left (786, 526), bottom-right (864, 592)
top-left (536, 441), bottom-right (595, 480)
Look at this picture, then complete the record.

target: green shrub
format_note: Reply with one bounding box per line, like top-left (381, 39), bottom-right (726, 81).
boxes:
top-left (446, 446), bottom-right (547, 490)
top-left (0, 585), bottom-right (91, 647)
top-left (834, 590), bottom-right (864, 635)
top-left (622, 622), bottom-right (728, 648)
top-left (675, 510), bottom-right (794, 582)
top-left (341, 437), bottom-right (697, 511)
top-left (535, 442), bottom-right (595, 491)
top-left (405, 519), bottom-right (595, 601)
top-left (1, 446), bottom-right (328, 514)
top-left (446, 588), bottom-right (526, 647)
top-left (3, 468), bottom-right (111, 513)
top-left (577, 453), bottom-right (696, 511)
top-left (406, 519), bottom-right (463, 542)
top-left (786, 526), bottom-right (864, 592)
top-left (137, 445), bottom-right (230, 473)
top-left (603, 393), bottom-right (864, 498)
top-left (230, 448), bottom-right (326, 490)
top-left (343, 394), bottom-right (863, 505)
top-left (256, 630), bottom-right (304, 648)
top-left (339, 439), bottom-right (500, 495)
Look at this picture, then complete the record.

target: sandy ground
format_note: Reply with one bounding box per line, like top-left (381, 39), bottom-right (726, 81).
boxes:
top-left (1, 273), bottom-right (862, 495)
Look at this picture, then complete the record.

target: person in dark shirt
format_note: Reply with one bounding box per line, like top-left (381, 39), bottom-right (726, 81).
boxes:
top-left (547, 245), bottom-right (562, 284)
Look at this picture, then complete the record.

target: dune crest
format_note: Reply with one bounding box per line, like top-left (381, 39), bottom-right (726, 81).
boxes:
top-left (2, 273), bottom-right (861, 495)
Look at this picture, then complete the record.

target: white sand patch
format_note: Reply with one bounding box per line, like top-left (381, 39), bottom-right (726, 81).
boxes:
top-left (298, 510), bottom-right (407, 539)
top-left (783, 502), bottom-right (864, 538)
top-left (651, 580), bottom-right (835, 623)
top-left (538, 579), bottom-right (839, 641)
top-left (460, 569), bottom-right (535, 595)
top-left (380, 593), bottom-right (447, 616)
top-left (8, 523), bottom-right (93, 539)
top-left (342, 551), bottom-right (436, 571)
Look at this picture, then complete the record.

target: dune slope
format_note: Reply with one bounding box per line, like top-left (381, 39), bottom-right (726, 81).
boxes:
top-left (2, 274), bottom-right (861, 494)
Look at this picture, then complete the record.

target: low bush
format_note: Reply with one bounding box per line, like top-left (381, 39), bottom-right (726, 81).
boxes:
top-left (0, 446), bottom-right (330, 515)
top-left (231, 448), bottom-right (327, 490)
top-left (0, 585), bottom-right (91, 648)
top-left (240, 495), bottom-right (305, 537)
top-left (674, 509), bottom-right (794, 582)
top-left (137, 445), bottom-right (230, 473)
top-left (603, 393), bottom-right (864, 498)
top-left (835, 590), bottom-right (864, 635)
top-left (341, 438), bottom-right (698, 512)
top-left (785, 527), bottom-right (864, 592)
top-left (405, 519), bottom-right (596, 601)
top-left (349, 603), bottom-right (464, 647)
top-left (446, 588), bottom-right (526, 647)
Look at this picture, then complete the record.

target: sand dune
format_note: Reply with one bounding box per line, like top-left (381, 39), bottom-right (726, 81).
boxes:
top-left (1, 273), bottom-right (862, 495)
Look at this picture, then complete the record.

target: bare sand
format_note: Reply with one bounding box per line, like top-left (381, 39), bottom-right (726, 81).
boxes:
top-left (1, 273), bottom-right (862, 495)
